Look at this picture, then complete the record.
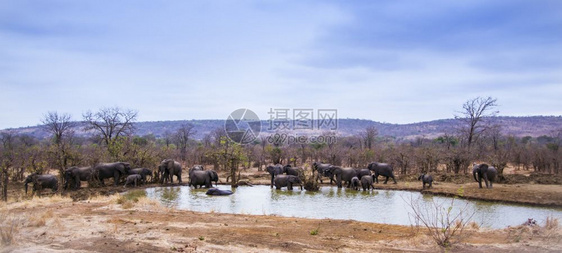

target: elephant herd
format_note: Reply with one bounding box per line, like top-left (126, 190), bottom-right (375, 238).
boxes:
top-left (23, 159), bottom-right (499, 196)
top-left (23, 159), bottom-right (221, 196)
top-left (311, 162), bottom-right (397, 190)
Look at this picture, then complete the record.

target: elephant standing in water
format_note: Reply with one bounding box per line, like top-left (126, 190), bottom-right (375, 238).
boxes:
top-left (313, 162), bottom-right (335, 184)
top-left (266, 164), bottom-right (284, 188)
top-left (418, 173), bottom-right (433, 189)
top-left (361, 175), bottom-right (374, 191)
top-left (274, 175), bottom-right (303, 190)
top-left (64, 166), bottom-right (93, 190)
top-left (350, 176), bottom-right (360, 191)
top-left (189, 170), bottom-right (218, 189)
top-left (93, 162), bottom-right (130, 186)
top-left (24, 173), bottom-right (58, 195)
top-left (473, 163), bottom-right (497, 189)
top-left (368, 162), bottom-right (397, 184)
top-left (328, 166), bottom-right (358, 188)
top-left (159, 159), bottom-right (182, 184)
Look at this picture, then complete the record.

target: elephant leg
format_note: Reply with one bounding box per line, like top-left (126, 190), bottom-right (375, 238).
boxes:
top-left (383, 176), bottom-right (389, 184)
top-left (177, 174), bottom-right (182, 183)
top-left (392, 176), bottom-right (397, 184)
top-left (271, 176), bottom-right (274, 188)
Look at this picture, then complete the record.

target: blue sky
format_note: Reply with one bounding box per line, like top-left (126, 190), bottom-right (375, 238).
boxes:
top-left (1, 0), bottom-right (561, 129)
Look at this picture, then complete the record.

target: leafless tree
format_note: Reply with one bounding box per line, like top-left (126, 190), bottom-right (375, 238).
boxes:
top-left (0, 131), bottom-right (15, 201)
top-left (83, 107), bottom-right (137, 157)
top-left (362, 126), bottom-right (378, 150)
top-left (41, 112), bottom-right (74, 145)
top-left (174, 123), bottom-right (196, 161)
top-left (455, 96), bottom-right (498, 148)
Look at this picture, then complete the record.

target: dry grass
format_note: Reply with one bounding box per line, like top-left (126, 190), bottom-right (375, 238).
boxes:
top-left (28, 210), bottom-right (54, 227)
top-left (0, 209), bottom-right (24, 246)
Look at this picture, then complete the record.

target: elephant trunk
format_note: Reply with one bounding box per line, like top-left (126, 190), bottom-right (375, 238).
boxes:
top-left (25, 182), bottom-right (28, 194)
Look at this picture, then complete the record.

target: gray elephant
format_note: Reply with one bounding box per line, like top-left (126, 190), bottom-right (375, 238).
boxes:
top-left (350, 176), bottom-right (360, 191)
top-left (418, 173), bottom-right (433, 189)
top-left (64, 166), bottom-right (93, 190)
top-left (273, 175), bottom-right (303, 190)
top-left (206, 188), bottom-right (233, 196)
top-left (283, 165), bottom-right (304, 179)
top-left (158, 159), bottom-right (182, 184)
top-left (266, 164), bottom-right (284, 188)
top-left (93, 162), bottom-right (130, 186)
top-left (368, 162), bottom-right (397, 184)
top-left (24, 173), bottom-right (58, 195)
top-left (124, 174), bottom-right (142, 188)
top-left (313, 162), bottom-right (335, 184)
top-left (361, 175), bottom-right (374, 191)
top-left (189, 170), bottom-right (217, 188)
top-left (472, 163), bottom-right (497, 189)
top-left (127, 168), bottom-right (152, 184)
top-left (189, 165), bottom-right (205, 173)
top-left (329, 166), bottom-right (358, 188)
top-left (354, 168), bottom-right (372, 180)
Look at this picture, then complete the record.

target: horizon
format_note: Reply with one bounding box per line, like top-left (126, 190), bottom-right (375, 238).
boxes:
top-left (3, 114), bottom-right (562, 131)
top-left (1, 1), bottom-right (561, 129)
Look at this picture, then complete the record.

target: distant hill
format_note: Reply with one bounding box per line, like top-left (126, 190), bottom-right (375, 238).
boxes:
top-left (3, 116), bottom-right (562, 140)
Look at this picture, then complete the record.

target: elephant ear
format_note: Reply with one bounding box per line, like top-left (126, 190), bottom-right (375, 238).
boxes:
top-left (167, 160), bottom-right (174, 170)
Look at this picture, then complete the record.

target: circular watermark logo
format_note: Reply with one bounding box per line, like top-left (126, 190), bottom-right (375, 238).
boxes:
top-left (224, 108), bottom-right (261, 144)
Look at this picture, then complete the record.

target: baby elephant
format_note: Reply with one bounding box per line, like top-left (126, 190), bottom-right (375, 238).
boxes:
top-left (124, 174), bottom-right (142, 188)
top-left (361, 175), bottom-right (374, 191)
top-left (418, 173), bottom-right (433, 189)
top-left (350, 176), bottom-right (360, 190)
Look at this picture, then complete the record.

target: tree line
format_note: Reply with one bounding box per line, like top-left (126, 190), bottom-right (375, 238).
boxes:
top-left (1, 98), bottom-right (561, 201)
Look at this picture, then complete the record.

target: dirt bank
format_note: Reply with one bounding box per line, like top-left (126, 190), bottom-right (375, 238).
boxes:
top-left (1, 193), bottom-right (561, 252)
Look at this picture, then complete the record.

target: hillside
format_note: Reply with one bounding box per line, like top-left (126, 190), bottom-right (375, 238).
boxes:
top-left (2, 116), bottom-right (561, 140)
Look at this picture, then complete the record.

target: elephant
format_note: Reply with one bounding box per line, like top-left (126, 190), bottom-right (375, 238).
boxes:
top-left (361, 175), bottom-right (374, 191)
top-left (368, 162), bottom-right (397, 184)
top-left (93, 162), bottom-right (130, 186)
top-left (313, 162), bottom-right (335, 184)
top-left (124, 174), bottom-right (142, 188)
top-left (418, 173), bottom-right (433, 189)
top-left (328, 166), bottom-right (358, 188)
top-left (283, 165), bottom-right (304, 179)
top-left (472, 163), bottom-right (497, 189)
top-left (189, 170), bottom-right (217, 189)
top-left (24, 173), bottom-right (58, 195)
top-left (206, 188), bottom-right (233, 196)
top-left (266, 164), bottom-right (284, 188)
top-left (354, 168), bottom-right (372, 180)
top-left (350, 176), bottom-right (360, 191)
top-left (158, 159), bottom-right (182, 184)
top-left (127, 168), bottom-right (152, 184)
top-left (273, 175), bottom-right (303, 190)
top-left (189, 165), bottom-right (205, 174)
top-left (64, 166), bottom-right (93, 190)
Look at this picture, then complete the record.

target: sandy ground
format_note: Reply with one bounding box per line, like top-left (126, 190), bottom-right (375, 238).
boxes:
top-left (1, 167), bottom-right (561, 252)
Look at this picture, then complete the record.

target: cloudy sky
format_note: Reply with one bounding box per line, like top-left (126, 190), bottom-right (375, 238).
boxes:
top-left (1, 0), bottom-right (561, 129)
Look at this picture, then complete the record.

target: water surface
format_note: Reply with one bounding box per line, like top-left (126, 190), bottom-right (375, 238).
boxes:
top-left (145, 185), bottom-right (562, 229)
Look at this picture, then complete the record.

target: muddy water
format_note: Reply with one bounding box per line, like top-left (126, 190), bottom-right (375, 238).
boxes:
top-left (145, 185), bottom-right (562, 229)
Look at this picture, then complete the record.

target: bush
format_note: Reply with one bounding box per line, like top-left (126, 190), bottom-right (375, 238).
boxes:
top-left (405, 195), bottom-right (475, 248)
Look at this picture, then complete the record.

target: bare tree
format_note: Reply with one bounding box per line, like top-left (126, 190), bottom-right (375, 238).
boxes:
top-left (174, 122), bottom-right (196, 161)
top-left (362, 126), bottom-right (378, 150)
top-left (0, 131), bottom-right (15, 201)
top-left (41, 112), bottom-right (76, 174)
top-left (83, 107), bottom-right (138, 158)
top-left (41, 112), bottom-right (74, 145)
top-left (456, 96), bottom-right (499, 148)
